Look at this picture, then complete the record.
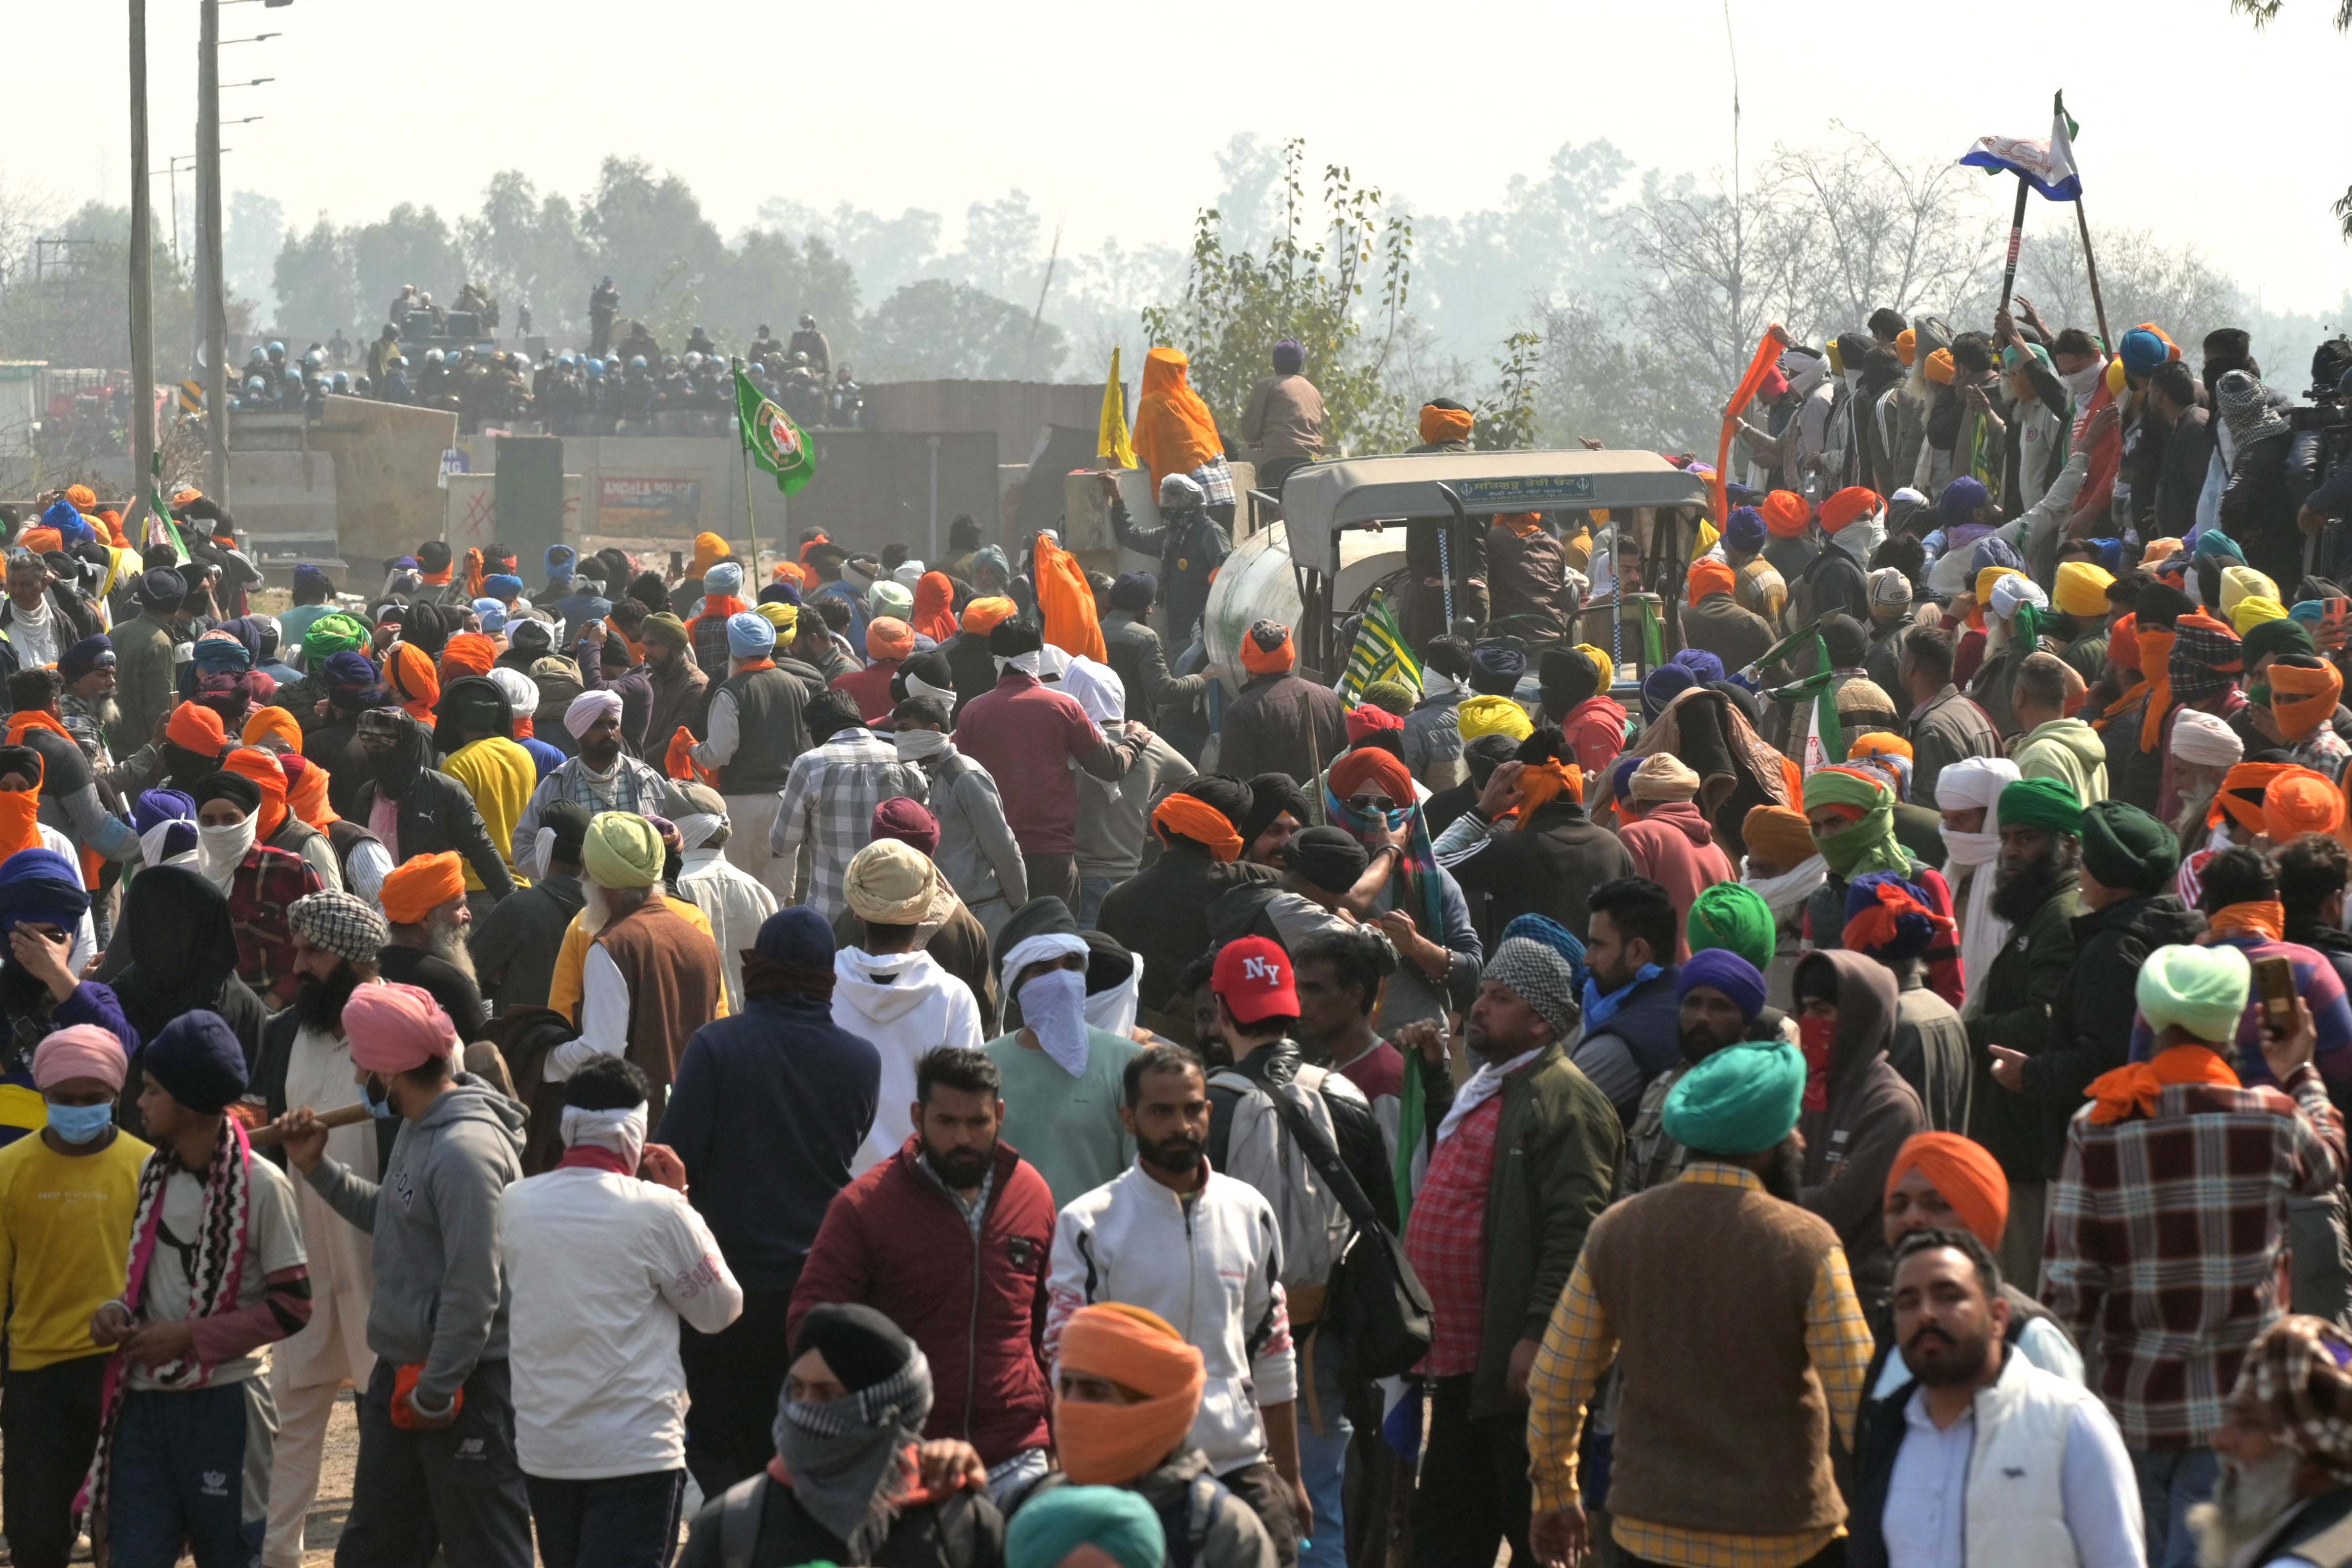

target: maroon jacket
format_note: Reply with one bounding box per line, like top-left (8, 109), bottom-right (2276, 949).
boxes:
top-left (788, 1136), bottom-right (1055, 1465)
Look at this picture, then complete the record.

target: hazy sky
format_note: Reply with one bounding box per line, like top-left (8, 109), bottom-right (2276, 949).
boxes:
top-left (17, 0), bottom-right (2352, 316)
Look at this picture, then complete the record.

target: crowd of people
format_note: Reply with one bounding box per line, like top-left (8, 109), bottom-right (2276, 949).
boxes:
top-left (14, 298), bottom-right (2352, 1568)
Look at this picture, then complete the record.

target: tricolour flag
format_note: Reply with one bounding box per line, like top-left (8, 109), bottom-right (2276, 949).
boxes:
top-left (1337, 588), bottom-right (1421, 706)
top-left (1960, 91), bottom-right (2082, 201)
top-left (1099, 346), bottom-right (1136, 470)
top-left (734, 365), bottom-right (816, 496)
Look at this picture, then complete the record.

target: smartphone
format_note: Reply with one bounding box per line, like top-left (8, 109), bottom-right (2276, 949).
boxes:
top-left (2254, 954), bottom-right (2298, 1037)
top-left (669, 549), bottom-right (684, 579)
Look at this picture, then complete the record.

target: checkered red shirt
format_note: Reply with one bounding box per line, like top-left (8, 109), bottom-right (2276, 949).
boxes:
top-left (1405, 1094), bottom-right (1504, 1378)
top-left (2043, 1060), bottom-right (2347, 1448)
top-left (229, 845), bottom-right (326, 1007)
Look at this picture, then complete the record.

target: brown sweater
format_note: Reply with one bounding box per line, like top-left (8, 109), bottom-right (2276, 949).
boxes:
top-left (1580, 1177), bottom-right (1845, 1535)
top-left (595, 897), bottom-right (724, 1116)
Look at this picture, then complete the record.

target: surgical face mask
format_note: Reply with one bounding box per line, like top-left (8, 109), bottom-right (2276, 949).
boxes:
top-left (360, 1073), bottom-right (398, 1120)
top-left (44, 1099), bottom-right (114, 1145)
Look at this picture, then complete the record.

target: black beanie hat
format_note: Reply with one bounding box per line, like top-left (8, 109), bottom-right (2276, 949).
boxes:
top-left (792, 1302), bottom-right (913, 1393)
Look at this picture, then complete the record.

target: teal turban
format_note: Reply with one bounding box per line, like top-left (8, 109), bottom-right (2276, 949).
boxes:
top-left (1660, 1039), bottom-right (1806, 1156)
top-left (1009, 1487), bottom-right (1165, 1568)
top-left (1688, 883), bottom-right (1777, 974)
top-left (1997, 776), bottom-right (2083, 838)
top-left (2136, 943), bottom-right (2251, 1044)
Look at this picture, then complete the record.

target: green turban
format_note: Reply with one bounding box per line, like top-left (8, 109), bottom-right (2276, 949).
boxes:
top-left (1802, 766), bottom-right (1910, 880)
top-left (1998, 776), bottom-right (2083, 838)
top-left (303, 611), bottom-right (371, 666)
top-left (641, 612), bottom-right (689, 653)
top-left (582, 811), bottom-right (663, 890)
top-left (2241, 616), bottom-right (2316, 669)
top-left (1660, 1039), bottom-right (1806, 1155)
top-left (1008, 1488), bottom-right (1165, 1568)
top-left (2136, 943), bottom-right (2250, 1044)
top-left (2079, 800), bottom-right (2179, 895)
top-left (1689, 883), bottom-right (1776, 973)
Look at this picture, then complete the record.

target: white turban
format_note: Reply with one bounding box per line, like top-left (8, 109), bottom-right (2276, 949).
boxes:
top-left (564, 689), bottom-right (624, 740)
top-left (2172, 707), bottom-right (2245, 768)
top-left (1989, 573), bottom-right (2048, 622)
top-left (1059, 656), bottom-right (1125, 726)
top-left (488, 666), bottom-right (539, 714)
top-left (1936, 756), bottom-right (2021, 816)
top-left (894, 559), bottom-right (926, 586)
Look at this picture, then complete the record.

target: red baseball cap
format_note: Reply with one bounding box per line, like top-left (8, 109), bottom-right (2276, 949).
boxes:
top-left (1212, 937), bottom-right (1298, 1024)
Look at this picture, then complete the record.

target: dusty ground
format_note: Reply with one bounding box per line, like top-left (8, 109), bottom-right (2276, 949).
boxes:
top-left (295, 1389), bottom-right (360, 1566)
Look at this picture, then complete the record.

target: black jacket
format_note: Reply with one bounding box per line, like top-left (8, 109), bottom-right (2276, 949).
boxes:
top-left (1446, 801), bottom-right (1636, 953)
top-left (2031, 893), bottom-right (2205, 1177)
top-left (1964, 873), bottom-right (2081, 1181)
top-left (353, 767), bottom-right (516, 898)
top-left (679, 1474), bottom-right (1003, 1568)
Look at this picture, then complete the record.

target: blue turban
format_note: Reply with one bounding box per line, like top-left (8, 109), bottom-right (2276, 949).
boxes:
top-left (1677, 947), bottom-right (1767, 1024)
top-left (1110, 572), bottom-right (1158, 613)
top-left (1842, 870), bottom-right (1947, 962)
top-left (1661, 1038), bottom-right (1806, 1155)
top-left (1641, 662), bottom-right (1695, 721)
top-left (726, 609), bottom-right (777, 659)
top-left (292, 563), bottom-right (334, 597)
top-left (0, 848), bottom-right (90, 934)
top-left (138, 568), bottom-right (187, 612)
top-left (2089, 537), bottom-right (2125, 574)
top-left (758, 581), bottom-right (802, 607)
top-left (1939, 476), bottom-right (1991, 528)
top-left (472, 597), bottom-right (508, 633)
top-left (1502, 913), bottom-right (1586, 993)
top-left (1969, 535), bottom-right (2023, 576)
top-left (545, 545), bottom-right (575, 586)
top-left (1272, 339), bottom-right (1306, 375)
top-left (704, 562), bottom-right (745, 598)
top-left (1470, 641), bottom-right (1526, 685)
top-left (59, 635), bottom-right (112, 682)
top-left (41, 497), bottom-right (91, 545)
top-left (1725, 507), bottom-right (1767, 554)
top-left (483, 573), bottom-right (523, 599)
top-left (192, 635), bottom-right (252, 676)
top-left (2195, 528), bottom-right (2247, 565)
top-left (135, 788), bottom-right (196, 833)
top-left (1671, 648), bottom-right (1725, 685)
top-left (144, 1010), bottom-right (247, 1115)
top-left (2119, 327), bottom-right (2170, 379)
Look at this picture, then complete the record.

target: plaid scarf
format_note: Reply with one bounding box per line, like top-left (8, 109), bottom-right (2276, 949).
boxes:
top-left (2168, 615), bottom-right (2244, 705)
top-left (81, 1117), bottom-right (254, 1519)
top-left (1325, 785), bottom-right (1446, 938)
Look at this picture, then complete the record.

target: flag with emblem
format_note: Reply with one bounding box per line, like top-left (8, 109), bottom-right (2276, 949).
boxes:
top-left (734, 365), bottom-right (816, 496)
top-left (1338, 588), bottom-right (1421, 706)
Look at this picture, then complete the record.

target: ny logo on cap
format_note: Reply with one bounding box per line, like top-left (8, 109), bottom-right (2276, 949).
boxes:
top-left (1244, 955), bottom-right (1281, 985)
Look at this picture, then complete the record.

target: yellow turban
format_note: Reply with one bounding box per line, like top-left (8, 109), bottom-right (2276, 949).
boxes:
top-left (583, 811), bottom-right (663, 890)
top-left (1458, 695), bottom-right (1534, 744)
top-left (844, 838), bottom-right (937, 926)
top-left (1975, 566), bottom-right (2022, 606)
top-left (2234, 595), bottom-right (2289, 634)
top-left (1573, 644), bottom-right (1614, 694)
top-left (2053, 561), bottom-right (2115, 620)
top-left (2221, 566), bottom-right (2281, 624)
top-left (755, 601), bottom-right (798, 638)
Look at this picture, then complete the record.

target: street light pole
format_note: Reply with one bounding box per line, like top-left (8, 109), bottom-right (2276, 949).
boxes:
top-left (198, 0), bottom-right (228, 504)
top-left (128, 0), bottom-right (157, 529)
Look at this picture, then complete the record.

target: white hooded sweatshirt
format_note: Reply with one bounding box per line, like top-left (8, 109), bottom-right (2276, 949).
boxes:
top-left (831, 946), bottom-right (984, 1174)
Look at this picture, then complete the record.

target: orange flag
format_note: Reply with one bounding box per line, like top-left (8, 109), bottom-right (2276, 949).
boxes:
top-left (1715, 325), bottom-right (1795, 525)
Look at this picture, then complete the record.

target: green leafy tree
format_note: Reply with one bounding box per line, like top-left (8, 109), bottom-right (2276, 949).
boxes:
top-left (1473, 331), bottom-right (1543, 451)
top-left (348, 203), bottom-right (458, 330)
top-left (460, 171), bottom-right (588, 334)
top-left (583, 157), bottom-right (725, 333)
top-left (1140, 139), bottom-right (1414, 455)
top-left (859, 278), bottom-right (1064, 380)
top-left (271, 214), bottom-right (359, 343)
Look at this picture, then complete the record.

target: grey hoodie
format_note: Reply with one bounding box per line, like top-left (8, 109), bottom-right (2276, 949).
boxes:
top-left (307, 1073), bottom-right (527, 1405)
top-left (1793, 949), bottom-right (1924, 1310)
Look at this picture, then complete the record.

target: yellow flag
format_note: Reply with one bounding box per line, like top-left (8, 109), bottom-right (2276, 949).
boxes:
top-left (1099, 347), bottom-right (1137, 470)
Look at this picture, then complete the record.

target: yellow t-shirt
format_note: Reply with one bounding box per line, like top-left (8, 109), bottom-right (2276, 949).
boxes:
top-left (0, 1127), bottom-right (153, 1369)
top-left (440, 738), bottom-right (538, 893)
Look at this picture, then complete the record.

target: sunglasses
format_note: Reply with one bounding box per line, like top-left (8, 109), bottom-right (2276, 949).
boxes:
top-left (1346, 793), bottom-right (1398, 815)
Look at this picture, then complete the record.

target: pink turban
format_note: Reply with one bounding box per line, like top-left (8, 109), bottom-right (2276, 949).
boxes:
top-left (32, 1024), bottom-right (126, 1091)
top-left (564, 689), bottom-right (624, 740)
top-left (344, 981), bottom-right (458, 1073)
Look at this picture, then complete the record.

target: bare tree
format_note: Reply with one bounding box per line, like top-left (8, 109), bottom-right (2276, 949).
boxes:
top-left (1760, 125), bottom-right (1999, 335)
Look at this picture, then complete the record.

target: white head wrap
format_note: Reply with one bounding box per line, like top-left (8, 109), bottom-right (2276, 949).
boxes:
top-left (564, 689), bottom-right (624, 740)
top-left (1989, 573), bottom-right (2049, 622)
top-left (894, 560), bottom-right (926, 587)
top-left (2172, 707), bottom-right (2245, 768)
top-left (558, 1104), bottom-right (647, 1173)
top-left (488, 666), bottom-right (540, 713)
top-left (1059, 656), bottom-right (1125, 726)
top-left (1935, 756), bottom-right (2022, 816)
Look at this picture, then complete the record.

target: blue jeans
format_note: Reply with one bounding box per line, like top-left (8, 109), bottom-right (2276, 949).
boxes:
top-left (2131, 1446), bottom-right (2219, 1568)
top-left (1294, 1327), bottom-right (1351, 1568)
top-left (1077, 874), bottom-right (1117, 928)
top-left (106, 1381), bottom-right (272, 1568)
top-left (524, 1469), bottom-right (686, 1568)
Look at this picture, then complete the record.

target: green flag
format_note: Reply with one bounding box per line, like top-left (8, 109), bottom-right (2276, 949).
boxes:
top-left (1765, 634), bottom-right (1843, 774)
top-left (734, 366), bottom-right (816, 496)
top-left (1338, 588), bottom-right (1421, 706)
top-left (145, 451), bottom-right (190, 565)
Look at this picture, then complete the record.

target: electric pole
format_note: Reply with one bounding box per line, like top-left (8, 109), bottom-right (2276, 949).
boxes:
top-left (128, 0), bottom-right (157, 528)
top-left (198, 0), bottom-right (229, 503)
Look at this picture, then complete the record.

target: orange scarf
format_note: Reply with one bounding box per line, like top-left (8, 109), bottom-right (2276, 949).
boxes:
top-left (0, 789), bottom-right (40, 858)
top-left (463, 548), bottom-right (486, 599)
top-left (2086, 1044), bottom-right (2242, 1124)
top-left (420, 564), bottom-right (454, 587)
top-left (1153, 793), bottom-right (1243, 861)
top-left (665, 726), bottom-right (718, 786)
top-left (1512, 760), bottom-right (1584, 828)
top-left (2207, 900), bottom-right (2287, 942)
top-left (2136, 629), bottom-right (2177, 752)
top-left (4, 710), bottom-right (71, 752)
top-left (286, 759), bottom-right (338, 827)
top-left (2210, 763), bottom-right (2294, 835)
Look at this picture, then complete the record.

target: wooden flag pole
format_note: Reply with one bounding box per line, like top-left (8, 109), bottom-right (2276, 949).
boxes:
top-left (1997, 171), bottom-right (2030, 313)
top-left (2074, 198), bottom-right (2113, 353)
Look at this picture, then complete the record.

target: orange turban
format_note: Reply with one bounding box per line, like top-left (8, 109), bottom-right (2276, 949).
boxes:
top-left (2211, 761), bottom-right (2296, 834)
top-left (166, 702), bottom-right (227, 757)
top-left (1418, 403), bottom-right (1475, 446)
top-left (2267, 766), bottom-right (2347, 843)
top-left (961, 597), bottom-right (1018, 635)
top-left (19, 527), bottom-right (62, 555)
top-left (1925, 348), bottom-right (1956, 385)
top-left (281, 752), bottom-right (337, 827)
top-left (772, 560), bottom-right (808, 591)
top-left (1238, 621), bottom-right (1295, 676)
top-left (1512, 759), bottom-right (1583, 827)
top-left (1885, 1133), bottom-right (2009, 1248)
top-left (691, 532), bottom-right (730, 578)
top-left (2108, 613), bottom-right (2142, 673)
top-left (1848, 731), bottom-right (1915, 763)
top-left (1895, 329), bottom-right (1916, 367)
top-left (865, 617), bottom-right (914, 662)
top-left (1055, 1303), bottom-right (1206, 1486)
top-left (65, 485), bottom-right (96, 509)
top-left (2270, 659), bottom-right (2344, 744)
top-left (1820, 487), bottom-right (1882, 535)
top-left (223, 746), bottom-right (289, 843)
top-left (385, 643), bottom-right (440, 721)
top-left (911, 571), bottom-right (958, 644)
top-left (241, 706), bottom-right (304, 755)
top-left (381, 850), bottom-right (466, 926)
top-left (1763, 491), bottom-right (1809, 539)
top-left (1496, 511), bottom-right (1544, 538)
top-left (438, 632), bottom-right (497, 681)
top-left (1743, 805), bottom-right (1816, 869)
top-left (1687, 558), bottom-right (1736, 606)
top-left (1331, 747), bottom-right (1414, 808)
top-left (1151, 793), bottom-right (1244, 861)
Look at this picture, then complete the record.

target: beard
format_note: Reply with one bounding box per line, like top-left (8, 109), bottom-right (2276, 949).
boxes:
top-left (1681, 1025), bottom-right (1732, 1068)
top-left (924, 1142), bottom-right (993, 1189)
top-left (1991, 843), bottom-right (2072, 926)
top-left (2189, 1447), bottom-right (2303, 1568)
top-left (1759, 1133), bottom-right (1803, 1203)
top-left (297, 960), bottom-right (363, 1033)
top-left (1900, 1320), bottom-right (1994, 1387)
top-left (579, 735), bottom-right (623, 768)
top-left (426, 909), bottom-right (477, 986)
top-left (1137, 1129), bottom-right (1203, 1176)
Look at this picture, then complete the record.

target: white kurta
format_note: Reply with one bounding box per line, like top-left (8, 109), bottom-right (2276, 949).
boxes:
top-left (271, 1025), bottom-right (377, 1388)
top-left (676, 847), bottom-right (779, 1014)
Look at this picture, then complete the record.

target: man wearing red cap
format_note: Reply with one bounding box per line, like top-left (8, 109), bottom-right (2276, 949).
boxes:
top-left (280, 983), bottom-right (533, 1568)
